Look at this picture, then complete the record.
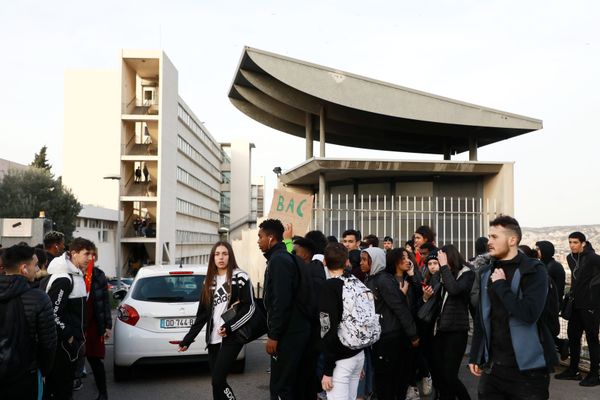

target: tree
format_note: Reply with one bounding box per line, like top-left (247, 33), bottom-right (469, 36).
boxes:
top-left (0, 169), bottom-right (82, 240)
top-left (31, 145), bottom-right (52, 171)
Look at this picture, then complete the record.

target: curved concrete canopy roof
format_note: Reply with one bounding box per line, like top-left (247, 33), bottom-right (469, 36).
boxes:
top-left (229, 47), bottom-right (542, 155)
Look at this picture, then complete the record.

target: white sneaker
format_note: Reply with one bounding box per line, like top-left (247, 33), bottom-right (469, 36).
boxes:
top-left (406, 385), bottom-right (420, 400)
top-left (422, 374), bottom-right (432, 396)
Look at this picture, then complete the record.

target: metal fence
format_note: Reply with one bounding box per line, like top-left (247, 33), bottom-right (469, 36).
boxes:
top-left (312, 194), bottom-right (498, 260)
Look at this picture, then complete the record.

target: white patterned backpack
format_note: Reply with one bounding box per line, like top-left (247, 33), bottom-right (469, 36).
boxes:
top-left (337, 275), bottom-right (381, 350)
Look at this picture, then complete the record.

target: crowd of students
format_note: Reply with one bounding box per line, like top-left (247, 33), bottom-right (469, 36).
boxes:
top-left (1, 233), bottom-right (111, 400)
top-left (3, 214), bottom-right (599, 400)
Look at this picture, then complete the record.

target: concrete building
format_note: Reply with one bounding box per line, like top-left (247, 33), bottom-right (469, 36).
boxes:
top-left (64, 50), bottom-right (231, 276)
top-left (220, 140), bottom-right (265, 240)
top-left (73, 205), bottom-right (119, 277)
top-left (229, 47), bottom-right (543, 258)
top-left (0, 158), bottom-right (29, 181)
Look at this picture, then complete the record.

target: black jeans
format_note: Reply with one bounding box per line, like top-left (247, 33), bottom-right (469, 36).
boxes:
top-left (478, 364), bottom-right (549, 400)
top-left (432, 330), bottom-right (471, 400)
top-left (567, 308), bottom-right (600, 374)
top-left (208, 341), bottom-right (244, 400)
top-left (5, 369), bottom-right (39, 400)
top-left (44, 340), bottom-right (79, 400)
top-left (270, 329), bottom-right (310, 400)
top-left (87, 356), bottom-right (107, 396)
top-left (372, 335), bottom-right (412, 400)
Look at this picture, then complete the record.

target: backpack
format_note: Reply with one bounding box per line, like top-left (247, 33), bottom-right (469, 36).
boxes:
top-left (337, 275), bottom-right (381, 350)
top-left (513, 264), bottom-right (560, 337)
top-left (286, 253), bottom-right (317, 321)
top-left (0, 295), bottom-right (34, 383)
top-left (541, 275), bottom-right (561, 337)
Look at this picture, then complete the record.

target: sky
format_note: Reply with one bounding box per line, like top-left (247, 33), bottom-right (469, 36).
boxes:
top-left (1, 0), bottom-right (599, 228)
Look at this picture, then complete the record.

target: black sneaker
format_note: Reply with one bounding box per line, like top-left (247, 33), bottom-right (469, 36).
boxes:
top-left (73, 378), bottom-right (83, 391)
top-left (579, 374), bottom-right (600, 387)
top-left (555, 369), bottom-right (583, 380)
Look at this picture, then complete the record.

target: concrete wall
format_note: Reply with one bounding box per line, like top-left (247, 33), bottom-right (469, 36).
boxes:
top-left (0, 218), bottom-right (46, 247)
top-left (63, 70), bottom-right (121, 209)
top-left (483, 163), bottom-right (514, 216)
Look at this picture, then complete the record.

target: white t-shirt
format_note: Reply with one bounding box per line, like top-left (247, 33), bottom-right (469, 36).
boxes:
top-left (210, 274), bottom-right (229, 344)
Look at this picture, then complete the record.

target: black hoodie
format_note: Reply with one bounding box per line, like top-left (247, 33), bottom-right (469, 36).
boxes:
top-left (567, 245), bottom-right (600, 310)
top-left (0, 275), bottom-right (57, 376)
top-left (536, 241), bottom-right (566, 304)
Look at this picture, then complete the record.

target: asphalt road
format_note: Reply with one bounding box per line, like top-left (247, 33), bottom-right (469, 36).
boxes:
top-left (74, 338), bottom-right (597, 400)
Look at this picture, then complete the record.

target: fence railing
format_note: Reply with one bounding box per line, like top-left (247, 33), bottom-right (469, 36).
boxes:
top-left (312, 194), bottom-right (498, 259)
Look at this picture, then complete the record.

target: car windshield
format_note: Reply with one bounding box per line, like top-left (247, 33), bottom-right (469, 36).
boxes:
top-left (131, 275), bottom-right (205, 303)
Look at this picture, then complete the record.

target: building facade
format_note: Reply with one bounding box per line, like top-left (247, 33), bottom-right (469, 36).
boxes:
top-left (64, 50), bottom-right (257, 276)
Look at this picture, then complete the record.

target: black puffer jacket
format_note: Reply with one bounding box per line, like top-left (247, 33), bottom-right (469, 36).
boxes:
top-left (0, 275), bottom-right (57, 376)
top-left (89, 267), bottom-right (112, 336)
top-left (436, 264), bottom-right (474, 332)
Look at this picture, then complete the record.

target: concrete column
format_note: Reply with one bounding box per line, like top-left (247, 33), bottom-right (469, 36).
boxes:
top-left (319, 106), bottom-right (326, 157)
top-left (469, 136), bottom-right (478, 161)
top-left (305, 112), bottom-right (313, 160)
top-left (319, 173), bottom-right (326, 226)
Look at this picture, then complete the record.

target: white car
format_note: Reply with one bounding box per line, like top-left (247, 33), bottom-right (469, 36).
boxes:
top-left (113, 264), bottom-right (246, 380)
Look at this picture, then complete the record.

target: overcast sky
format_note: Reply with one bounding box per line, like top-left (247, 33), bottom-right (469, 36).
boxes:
top-left (1, 0), bottom-right (598, 228)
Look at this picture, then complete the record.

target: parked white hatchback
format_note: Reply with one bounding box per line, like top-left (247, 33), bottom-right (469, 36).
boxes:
top-left (112, 264), bottom-right (245, 380)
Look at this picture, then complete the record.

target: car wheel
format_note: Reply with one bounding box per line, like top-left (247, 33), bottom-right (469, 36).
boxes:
top-left (231, 357), bottom-right (246, 374)
top-left (114, 363), bottom-right (131, 381)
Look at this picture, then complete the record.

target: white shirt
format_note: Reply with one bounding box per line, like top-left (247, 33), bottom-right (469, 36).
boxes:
top-left (210, 274), bottom-right (228, 344)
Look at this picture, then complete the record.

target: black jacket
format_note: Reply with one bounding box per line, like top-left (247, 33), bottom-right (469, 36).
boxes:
top-left (88, 267), bottom-right (113, 336)
top-left (436, 265), bottom-right (474, 332)
top-left (567, 246), bottom-right (600, 309)
top-left (365, 270), bottom-right (418, 341)
top-left (0, 275), bottom-right (57, 376)
top-left (180, 269), bottom-right (254, 348)
top-left (318, 274), bottom-right (362, 376)
top-left (263, 242), bottom-right (311, 341)
top-left (536, 241), bottom-right (566, 306)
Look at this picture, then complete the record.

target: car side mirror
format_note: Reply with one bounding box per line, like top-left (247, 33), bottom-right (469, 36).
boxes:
top-left (113, 288), bottom-right (128, 301)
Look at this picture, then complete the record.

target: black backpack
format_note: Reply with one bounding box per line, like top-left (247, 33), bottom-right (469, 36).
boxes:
top-left (541, 275), bottom-right (561, 337)
top-left (286, 253), bottom-right (317, 321)
top-left (0, 295), bottom-right (34, 383)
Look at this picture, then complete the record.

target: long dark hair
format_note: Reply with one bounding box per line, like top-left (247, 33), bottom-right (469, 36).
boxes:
top-left (441, 244), bottom-right (467, 277)
top-left (200, 241), bottom-right (240, 306)
top-left (385, 248), bottom-right (412, 276)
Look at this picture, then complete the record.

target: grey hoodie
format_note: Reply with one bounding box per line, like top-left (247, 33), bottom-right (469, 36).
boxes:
top-left (363, 247), bottom-right (387, 276)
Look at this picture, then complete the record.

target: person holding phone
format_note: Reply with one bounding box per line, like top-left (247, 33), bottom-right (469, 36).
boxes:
top-left (179, 241), bottom-right (254, 400)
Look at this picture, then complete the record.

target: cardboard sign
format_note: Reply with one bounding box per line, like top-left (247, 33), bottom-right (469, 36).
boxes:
top-left (268, 189), bottom-right (313, 236)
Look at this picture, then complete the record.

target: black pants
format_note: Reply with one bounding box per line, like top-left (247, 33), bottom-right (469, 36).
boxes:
top-left (296, 324), bottom-right (321, 400)
top-left (44, 341), bottom-right (78, 400)
top-left (567, 308), bottom-right (600, 374)
top-left (478, 364), bottom-right (549, 400)
top-left (432, 330), bottom-right (471, 400)
top-left (87, 356), bottom-right (107, 396)
top-left (372, 335), bottom-right (412, 400)
top-left (270, 329), bottom-right (310, 400)
top-left (208, 341), bottom-right (244, 400)
top-left (5, 369), bottom-right (39, 400)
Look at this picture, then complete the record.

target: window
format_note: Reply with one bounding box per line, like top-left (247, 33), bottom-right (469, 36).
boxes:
top-left (131, 275), bottom-right (206, 303)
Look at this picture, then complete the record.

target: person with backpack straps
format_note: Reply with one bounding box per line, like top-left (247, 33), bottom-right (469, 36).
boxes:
top-left (363, 246), bottom-right (419, 400)
top-left (469, 215), bottom-right (558, 399)
top-left (258, 218), bottom-right (312, 400)
top-left (318, 243), bottom-right (380, 400)
top-left (42, 237), bottom-right (94, 400)
top-left (0, 244), bottom-right (57, 400)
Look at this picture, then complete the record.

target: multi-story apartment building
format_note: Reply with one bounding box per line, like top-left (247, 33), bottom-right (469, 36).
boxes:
top-left (64, 50), bottom-right (245, 276)
top-left (219, 140), bottom-right (265, 240)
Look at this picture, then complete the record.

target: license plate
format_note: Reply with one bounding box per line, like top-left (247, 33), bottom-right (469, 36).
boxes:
top-left (160, 318), bottom-right (195, 329)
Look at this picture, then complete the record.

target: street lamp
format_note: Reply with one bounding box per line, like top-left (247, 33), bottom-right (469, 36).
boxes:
top-left (104, 174), bottom-right (122, 289)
